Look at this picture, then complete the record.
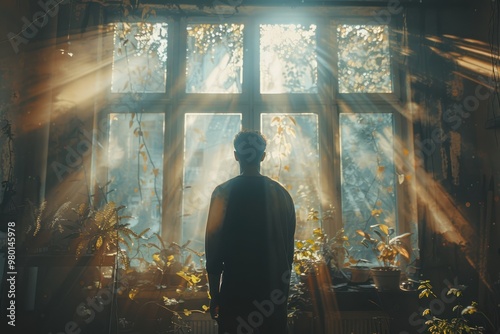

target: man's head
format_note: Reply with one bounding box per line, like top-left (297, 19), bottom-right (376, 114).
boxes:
top-left (233, 130), bottom-right (267, 166)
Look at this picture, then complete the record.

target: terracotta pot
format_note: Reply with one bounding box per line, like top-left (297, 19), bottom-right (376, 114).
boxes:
top-left (370, 266), bottom-right (401, 291)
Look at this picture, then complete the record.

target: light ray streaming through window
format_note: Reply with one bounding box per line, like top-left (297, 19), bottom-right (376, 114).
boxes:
top-left (108, 113), bottom-right (165, 236)
top-left (182, 113), bottom-right (241, 254)
top-left (261, 113), bottom-right (320, 239)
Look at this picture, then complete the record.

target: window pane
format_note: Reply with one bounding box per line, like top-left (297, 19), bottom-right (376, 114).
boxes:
top-left (261, 113), bottom-right (320, 239)
top-left (340, 113), bottom-right (396, 264)
top-left (182, 114), bottom-right (241, 253)
top-left (108, 113), bottom-right (165, 238)
top-left (337, 25), bottom-right (392, 93)
top-left (112, 22), bottom-right (168, 93)
top-left (260, 24), bottom-right (318, 94)
top-left (186, 24), bottom-right (244, 94)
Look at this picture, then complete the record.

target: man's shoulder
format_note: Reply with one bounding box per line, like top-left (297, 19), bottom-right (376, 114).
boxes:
top-left (263, 177), bottom-right (292, 198)
top-left (212, 178), bottom-right (236, 198)
top-left (263, 176), bottom-right (285, 188)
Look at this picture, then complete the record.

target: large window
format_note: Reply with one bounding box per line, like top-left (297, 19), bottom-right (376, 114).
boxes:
top-left (102, 12), bottom-right (415, 268)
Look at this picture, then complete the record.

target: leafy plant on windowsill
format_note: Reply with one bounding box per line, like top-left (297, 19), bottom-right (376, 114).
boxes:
top-left (293, 227), bottom-right (327, 276)
top-left (116, 232), bottom-right (209, 330)
top-left (417, 280), bottom-right (496, 334)
top-left (355, 223), bottom-right (412, 268)
top-left (49, 201), bottom-right (143, 268)
top-left (323, 227), bottom-right (350, 270)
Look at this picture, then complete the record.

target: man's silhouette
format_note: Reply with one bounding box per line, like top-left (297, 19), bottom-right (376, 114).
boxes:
top-left (205, 130), bottom-right (296, 334)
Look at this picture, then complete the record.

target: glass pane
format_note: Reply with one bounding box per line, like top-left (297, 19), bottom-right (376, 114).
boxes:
top-left (337, 25), bottom-right (392, 93)
top-left (260, 24), bottom-right (318, 94)
top-left (182, 114), bottom-right (241, 255)
top-left (186, 24), bottom-right (244, 94)
top-left (108, 113), bottom-right (165, 238)
top-left (261, 114), bottom-right (320, 239)
top-left (340, 113), bottom-right (396, 264)
top-left (112, 22), bottom-right (168, 93)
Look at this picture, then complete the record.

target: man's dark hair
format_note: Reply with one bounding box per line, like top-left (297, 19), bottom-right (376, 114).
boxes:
top-left (233, 130), bottom-right (267, 165)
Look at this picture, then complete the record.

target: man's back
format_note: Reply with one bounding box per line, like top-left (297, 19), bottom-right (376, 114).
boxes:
top-left (205, 175), bottom-right (295, 333)
top-left (205, 130), bottom-right (296, 334)
top-left (219, 175), bottom-right (295, 299)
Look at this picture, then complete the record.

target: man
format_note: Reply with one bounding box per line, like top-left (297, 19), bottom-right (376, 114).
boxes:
top-left (205, 130), bottom-right (296, 334)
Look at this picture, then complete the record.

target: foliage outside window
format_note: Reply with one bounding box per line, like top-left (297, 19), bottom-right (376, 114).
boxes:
top-left (260, 24), bottom-right (318, 94)
top-left (261, 113), bottom-right (320, 239)
top-left (112, 22), bottom-right (168, 93)
top-left (186, 23), bottom-right (244, 93)
top-left (337, 24), bottom-right (392, 93)
top-left (107, 113), bottom-right (165, 238)
top-left (340, 113), bottom-right (397, 264)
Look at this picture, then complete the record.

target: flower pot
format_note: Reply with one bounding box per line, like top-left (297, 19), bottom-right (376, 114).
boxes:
top-left (348, 266), bottom-right (371, 283)
top-left (370, 267), bottom-right (401, 291)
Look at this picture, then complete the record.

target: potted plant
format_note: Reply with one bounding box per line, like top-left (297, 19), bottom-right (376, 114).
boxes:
top-left (322, 227), bottom-right (354, 284)
top-left (293, 227), bottom-right (327, 279)
top-left (346, 258), bottom-right (371, 284)
top-left (356, 224), bottom-right (412, 290)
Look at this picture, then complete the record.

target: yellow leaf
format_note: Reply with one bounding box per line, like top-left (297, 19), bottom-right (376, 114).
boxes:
top-left (202, 305), bottom-right (209, 312)
top-left (190, 275), bottom-right (201, 284)
top-left (153, 253), bottom-right (161, 262)
top-left (355, 229), bottom-right (368, 238)
top-left (95, 236), bottom-right (103, 250)
top-left (167, 255), bottom-right (175, 261)
top-left (378, 224), bottom-right (389, 235)
top-left (153, 168), bottom-right (159, 177)
top-left (176, 271), bottom-right (191, 282)
top-left (143, 164), bottom-right (148, 172)
top-left (183, 309), bottom-right (192, 316)
top-left (313, 227), bottom-right (323, 236)
top-left (129, 288), bottom-right (138, 300)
